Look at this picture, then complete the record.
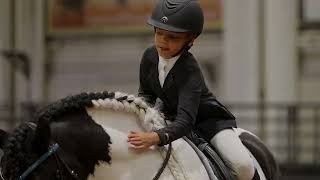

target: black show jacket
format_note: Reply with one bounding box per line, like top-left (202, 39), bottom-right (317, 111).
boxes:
top-left (138, 46), bottom-right (236, 145)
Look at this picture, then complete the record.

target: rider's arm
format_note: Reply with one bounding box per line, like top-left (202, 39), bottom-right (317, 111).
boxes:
top-left (155, 68), bottom-right (202, 146)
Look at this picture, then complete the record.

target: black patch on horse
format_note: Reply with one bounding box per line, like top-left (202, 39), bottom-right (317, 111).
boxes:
top-left (49, 109), bottom-right (112, 175)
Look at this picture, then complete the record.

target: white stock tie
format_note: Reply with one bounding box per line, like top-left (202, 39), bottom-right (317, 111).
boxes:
top-left (159, 61), bottom-right (167, 87)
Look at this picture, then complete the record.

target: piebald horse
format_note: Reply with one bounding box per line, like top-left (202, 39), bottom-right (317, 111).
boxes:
top-left (0, 91), bottom-right (279, 180)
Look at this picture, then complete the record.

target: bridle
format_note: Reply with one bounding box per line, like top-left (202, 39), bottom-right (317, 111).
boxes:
top-left (0, 121), bottom-right (80, 180)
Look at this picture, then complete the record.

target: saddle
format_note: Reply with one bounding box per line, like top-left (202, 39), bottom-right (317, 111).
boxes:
top-left (186, 132), bottom-right (236, 180)
top-left (186, 131), bottom-right (262, 180)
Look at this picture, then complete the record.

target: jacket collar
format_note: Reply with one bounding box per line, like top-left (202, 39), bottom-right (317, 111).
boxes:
top-left (149, 46), bottom-right (187, 94)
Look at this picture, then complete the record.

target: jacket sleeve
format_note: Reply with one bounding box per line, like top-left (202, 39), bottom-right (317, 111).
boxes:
top-left (155, 68), bottom-right (202, 146)
top-left (138, 49), bottom-right (157, 106)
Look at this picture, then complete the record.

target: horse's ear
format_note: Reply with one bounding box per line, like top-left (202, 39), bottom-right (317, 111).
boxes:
top-left (0, 129), bottom-right (9, 149)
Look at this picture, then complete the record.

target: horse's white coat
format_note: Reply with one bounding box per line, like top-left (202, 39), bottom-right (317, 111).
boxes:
top-left (86, 108), bottom-right (211, 180)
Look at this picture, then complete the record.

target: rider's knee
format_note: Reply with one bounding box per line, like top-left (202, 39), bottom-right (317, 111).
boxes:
top-left (232, 157), bottom-right (255, 180)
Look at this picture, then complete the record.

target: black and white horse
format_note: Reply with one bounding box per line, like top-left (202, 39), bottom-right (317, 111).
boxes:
top-left (0, 91), bottom-right (279, 180)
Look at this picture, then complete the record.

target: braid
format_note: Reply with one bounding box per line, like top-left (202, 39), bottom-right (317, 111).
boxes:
top-left (34, 91), bottom-right (115, 154)
top-left (2, 123), bottom-right (37, 178)
top-left (37, 91), bottom-right (114, 123)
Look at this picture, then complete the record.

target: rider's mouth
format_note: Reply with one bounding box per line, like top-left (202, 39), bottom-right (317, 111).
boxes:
top-left (159, 47), bottom-right (169, 52)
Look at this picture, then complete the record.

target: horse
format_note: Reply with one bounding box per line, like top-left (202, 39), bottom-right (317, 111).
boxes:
top-left (0, 91), bottom-right (279, 180)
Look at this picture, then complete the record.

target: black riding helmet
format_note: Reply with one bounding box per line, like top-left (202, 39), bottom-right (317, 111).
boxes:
top-left (147, 0), bottom-right (204, 36)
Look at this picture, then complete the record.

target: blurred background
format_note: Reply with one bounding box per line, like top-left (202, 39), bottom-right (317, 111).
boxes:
top-left (0, 0), bottom-right (320, 179)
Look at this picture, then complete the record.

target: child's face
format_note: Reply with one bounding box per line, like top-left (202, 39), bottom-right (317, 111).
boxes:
top-left (154, 28), bottom-right (195, 59)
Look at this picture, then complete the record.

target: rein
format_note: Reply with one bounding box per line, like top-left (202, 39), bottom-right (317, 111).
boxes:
top-left (21, 143), bottom-right (80, 180)
top-left (152, 120), bottom-right (172, 180)
top-left (152, 142), bottom-right (172, 180)
top-left (18, 143), bottom-right (60, 180)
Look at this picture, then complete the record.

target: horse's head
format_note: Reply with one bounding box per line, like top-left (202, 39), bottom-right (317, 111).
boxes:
top-left (0, 92), bottom-right (114, 180)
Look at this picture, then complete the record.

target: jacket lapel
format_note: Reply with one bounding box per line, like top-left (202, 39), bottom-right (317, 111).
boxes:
top-left (154, 68), bottom-right (164, 94)
top-left (162, 53), bottom-right (185, 92)
top-left (162, 72), bottom-right (174, 92)
top-left (149, 57), bottom-right (165, 98)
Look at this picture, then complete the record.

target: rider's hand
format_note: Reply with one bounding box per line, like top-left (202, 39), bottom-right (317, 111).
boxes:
top-left (127, 131), bottom-right (160, 150)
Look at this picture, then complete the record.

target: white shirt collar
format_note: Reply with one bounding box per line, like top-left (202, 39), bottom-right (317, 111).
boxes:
top-left (158, 55), bottom-right (180, 76)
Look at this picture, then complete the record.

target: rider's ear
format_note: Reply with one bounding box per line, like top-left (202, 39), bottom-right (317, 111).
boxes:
top-left (187, 35), bottom-right (196, 47)
top-left (0, 129), bottom-right (9, 149)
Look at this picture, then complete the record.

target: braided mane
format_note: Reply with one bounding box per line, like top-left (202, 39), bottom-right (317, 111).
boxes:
top-left (1, 123), bottom-right (37, 178)
top-left (37, 91), bottom-right (115, 124)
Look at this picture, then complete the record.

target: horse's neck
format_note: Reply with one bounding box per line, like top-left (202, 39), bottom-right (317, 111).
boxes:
top-left (86, 108), bottom-right (144, 133)
top-left (85, 108), bottom-right (211, 180)
top-left (86, 108), bottom-right (147, 159)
